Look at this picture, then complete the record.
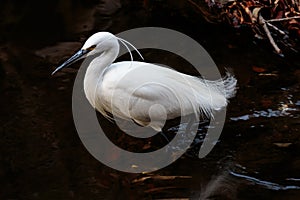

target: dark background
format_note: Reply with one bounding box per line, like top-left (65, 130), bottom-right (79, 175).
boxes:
top-left (1, 0), bottom-right (300, 199)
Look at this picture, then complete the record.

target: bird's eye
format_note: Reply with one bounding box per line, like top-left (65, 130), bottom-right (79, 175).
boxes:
top-left (87, 45), bottom-right (96, 51)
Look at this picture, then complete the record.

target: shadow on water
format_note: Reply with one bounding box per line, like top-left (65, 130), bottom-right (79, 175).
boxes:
top-left (1, 0), bottom-right (300, 199)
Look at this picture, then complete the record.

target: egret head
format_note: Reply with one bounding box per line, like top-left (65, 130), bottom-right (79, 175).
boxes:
top-left (82, 32), bottom-right (119, 56)
top-left (52, 32), bottom-right (119, 75)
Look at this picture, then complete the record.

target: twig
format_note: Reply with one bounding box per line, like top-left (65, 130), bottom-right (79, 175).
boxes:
top-left (132, 175), bottom-right (192, 183)
top-left (186, 0), bottom-right (219, 23)
top-left (266, 22), bottom-right (287, 35)
top-left (266, 16), bottom-right (300, 22)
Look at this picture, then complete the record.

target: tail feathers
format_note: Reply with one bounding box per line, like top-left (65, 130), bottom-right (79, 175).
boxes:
top-left (191, 71), bottom-right (237, 117)
top-left (223, 72), bottom-right (237, 99)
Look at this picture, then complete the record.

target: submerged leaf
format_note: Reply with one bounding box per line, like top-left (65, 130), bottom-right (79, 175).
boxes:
top-left (252, 66), bottom-right (267, 73)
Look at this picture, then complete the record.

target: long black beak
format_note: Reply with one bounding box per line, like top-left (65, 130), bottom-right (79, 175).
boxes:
top-left (52, 49), bottom-right (89, 75)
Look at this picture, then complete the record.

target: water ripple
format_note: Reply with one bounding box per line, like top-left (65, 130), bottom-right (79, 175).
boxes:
top-left (230, 105), bottom-right (299, 121)
top-left (230, 171), bottom-right (300, 191)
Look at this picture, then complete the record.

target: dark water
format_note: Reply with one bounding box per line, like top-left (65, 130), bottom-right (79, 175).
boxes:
top-left (1, 0), bottom-right (300, 199)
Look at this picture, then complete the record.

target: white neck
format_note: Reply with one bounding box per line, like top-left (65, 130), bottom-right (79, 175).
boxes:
top-left (83, 47), bottom-right (119, 107)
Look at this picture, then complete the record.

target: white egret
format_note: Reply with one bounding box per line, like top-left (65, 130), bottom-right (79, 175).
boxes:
top-left (52, 32), bottom-right (237, 131)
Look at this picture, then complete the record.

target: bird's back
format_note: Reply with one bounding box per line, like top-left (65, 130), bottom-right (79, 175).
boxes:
top-left (92, 61), bottom-right (236, 130)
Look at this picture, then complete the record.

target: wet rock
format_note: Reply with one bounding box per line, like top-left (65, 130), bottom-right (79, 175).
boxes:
top-left (95, 0), bottom-right (121, 15)
top-left (35, 42), bottom-right (82, 64)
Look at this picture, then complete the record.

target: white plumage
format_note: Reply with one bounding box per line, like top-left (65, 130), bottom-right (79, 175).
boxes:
top-left (53, 32), bottom-right (237, 131)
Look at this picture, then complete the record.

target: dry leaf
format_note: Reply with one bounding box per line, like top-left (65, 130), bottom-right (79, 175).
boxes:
top-left (273, 143), bottom-right (292, 147)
